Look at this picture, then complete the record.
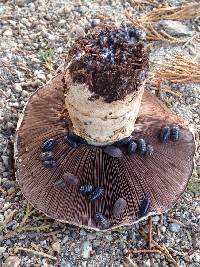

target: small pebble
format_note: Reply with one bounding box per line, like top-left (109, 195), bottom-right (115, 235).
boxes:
top-left (0, 246), bottom-right (6, 254)
top-left (4, 256), bottom-right (21, 267)
top-left (169, 223), bottom-right (181, 233)
top-left (81, 240), bottom-right (92, 259)
top-left (52, 241), bottom-right (60, 253)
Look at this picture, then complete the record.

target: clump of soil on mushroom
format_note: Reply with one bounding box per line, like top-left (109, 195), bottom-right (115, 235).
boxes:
top-left (66, 23), bottom-right (149, 102)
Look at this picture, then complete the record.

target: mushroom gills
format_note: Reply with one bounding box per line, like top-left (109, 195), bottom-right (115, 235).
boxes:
top-left (160, 126), bottom-right (170, 143)
top-left (171, 126), bottom-right (180, 142)
top-left (88, 187), bottom-right (105, 201)
top-left (95, 212), bottom-right (111, 229)
top-left (139, 198), bottom-right (151, 218)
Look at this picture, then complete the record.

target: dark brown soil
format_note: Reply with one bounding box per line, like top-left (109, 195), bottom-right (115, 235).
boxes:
top-left (66, 23), bottom-right (149, 102)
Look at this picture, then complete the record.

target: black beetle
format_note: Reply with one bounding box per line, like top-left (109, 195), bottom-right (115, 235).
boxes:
top-left (95, 212), bottom-right (110, 229)
top-left (139, 198), bottom-right (151, 218)
top-left (43, 159), bottom-right (56, 168)
top-left (42, 139), bottom-right (57, 152)
top-left (128, 141), bottom-right (137, 155)
top-left (137, 139), bottom-right (146, 155)
top-left (170, 126), bottom-right (180, 142)
top-left (160, 126), bottom-right (170, 143)
top-left (89, 187), bottom-right (105, 201)
top-left (80, 184), bottom-right (94, 194)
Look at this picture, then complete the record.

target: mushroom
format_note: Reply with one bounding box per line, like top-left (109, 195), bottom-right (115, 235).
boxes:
top-left (14, 23), bottom-right (195, 231)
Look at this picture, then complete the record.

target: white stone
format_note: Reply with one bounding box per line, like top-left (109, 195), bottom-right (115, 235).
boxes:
top-left (4, 256), bottom-right (21, 267)
top-left (3, 29), bottom-right (13, 37)
top-left (52, 241), bottom-right (60, 253)
top-left (81, 240), bottom-right (92, 259)
top-left (0, 214), bottom-right (4, 224)
top-left (14, 83), bottom-right (22, 93)
top-left (0, 246), bottom-right (6, 254)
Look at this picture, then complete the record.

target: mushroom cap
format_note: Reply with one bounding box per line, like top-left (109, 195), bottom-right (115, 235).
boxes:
top-left (14, 74), bottom-right (195, 230)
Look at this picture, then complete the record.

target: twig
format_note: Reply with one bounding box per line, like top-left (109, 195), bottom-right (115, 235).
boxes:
top-left (168, 218), bottom-right (186, 227)
top-left (131, 248), bottom-right (162, 254)
top-left (125, 254), bottom-right (138, 267)
top-left (0, 89), bottom-right (8, 98)
top-left (19, 203), bottom-right (36, 227)
top-left (148, 216), bottom-right (153, 249)
top-left (16, 224), bottom-right (51, 233)
top-left (152, 240), bottom-right (180, 267)
top-left (153, 56), bottom-right (200, 84)
top-left (0, 186), bottom-right (7, 195)
top-left (15, 246), bottom-right (57, 260)
top-left (137, 4), bottom-right (200, 22)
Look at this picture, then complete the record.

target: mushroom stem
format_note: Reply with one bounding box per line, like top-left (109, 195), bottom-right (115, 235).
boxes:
top-left (65, 76), bottom-right (145, 146)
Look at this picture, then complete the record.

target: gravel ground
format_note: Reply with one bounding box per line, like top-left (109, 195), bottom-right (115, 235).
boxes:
top-left (0, 0), bottom-right (200, 267)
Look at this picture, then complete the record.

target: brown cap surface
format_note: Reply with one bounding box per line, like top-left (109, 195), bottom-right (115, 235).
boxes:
top-left (14, 74), bottom-right (195, 230)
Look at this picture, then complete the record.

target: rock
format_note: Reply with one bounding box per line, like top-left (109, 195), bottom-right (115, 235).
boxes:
top-left (15, 0), bottom-right (27, 6)
top-left (91, 19), bottom-right (100, 27)
top-left (156, 20), bottom-right (195, 37)
top-left (62, 236), bottom-right (69, 244)
top-left (194, 254), bottom-right (200, 263)
top-left (169, 223), bottom-right (181, 233)
top-left (71, 26), bottom-right (85, 38)
top-left (144, 259), bottom-right (151, 267)
top-left (0, 236), bottom-right (4, 243)
top-left (14, 83), bottom-right (22, 93)
top-left (52, 241), bottom-right (60, 253)
top-left (7, 187), bottom-right (16, 196)
top-left (105, 235), bottom-right (113, 242)
top-left (0, 246), bottom-right (6, 254)
top-left (81, 240), bottom-right (92, 259)
top-left (160, 226), bottom-right (166, 233)
top-left (3, 29), bottom-right (13, 37)
top-left (194, 206), bottom-right (200, 215)
top-left (59, 259), bottom-right (72, 267)
top-left (34, 71), bottom-right (46, 81)
top-left (87, 233), bottom-right (96, 240)
top-left (79, 229), bottom-right (87, 236)
top-left (152, 215), bottom-right (160, 222)
top-left (196, 166), bottom-right (200, 175)
top-left (2, 202), bottom-right (11, 212)
top-left (4, 256), bottom-right (21, 267)
top-left (1, 156), bottom-right (9, 168)
top-left (0, 214), bottom-right (4, 224)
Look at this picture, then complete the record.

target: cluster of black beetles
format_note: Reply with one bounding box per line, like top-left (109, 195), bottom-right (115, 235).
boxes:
top-left (39, 124), bottom-right (180, 228)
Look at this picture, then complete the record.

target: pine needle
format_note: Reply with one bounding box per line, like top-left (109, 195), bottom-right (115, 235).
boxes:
top-left (137, 3), bottom-right (200, 22)
top-left (16, 224), bottom-right (51, 233)
top-left (125, 12), bottom-right (191, 43)
top-left (153, 56), bottom-right (200, 84)
top-left (19, 202), bottom-right (36, 227)
top-left (15, 246), bottom-right (57, 260)
top-left (126, 2), bottom-right (199, 44)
